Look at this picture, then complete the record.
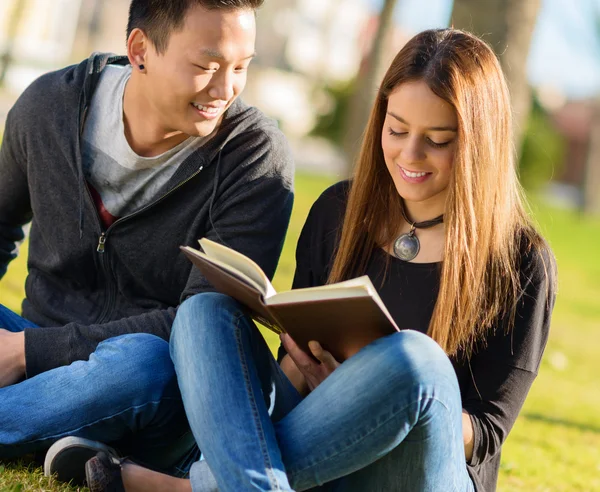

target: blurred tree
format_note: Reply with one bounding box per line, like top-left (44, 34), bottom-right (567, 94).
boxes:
top-left (311, 80), bottom-right (355, 144)
top-left (519, 98), bottom-right (565, 191)
top-left (341, 0), bottom-right (398, 175)
top-left (583, 6), bottom-right (600, 215)
top-left (0, 0), bottom-right (27, 86)
top-left (583, 103), bottom-right (600, 214)
top-left (451, 0), bottom-right (541, 153)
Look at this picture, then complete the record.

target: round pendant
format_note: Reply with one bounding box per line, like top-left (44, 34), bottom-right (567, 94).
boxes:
top-left (393, 233), bottom-right (420, 261)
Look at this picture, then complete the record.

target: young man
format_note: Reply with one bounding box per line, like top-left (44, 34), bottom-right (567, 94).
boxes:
top-left (0, 0), bottom-right (293, 481)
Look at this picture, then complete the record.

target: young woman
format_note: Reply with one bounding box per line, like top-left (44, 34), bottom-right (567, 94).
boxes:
top-left (84, 28), bottom-right (556, 492)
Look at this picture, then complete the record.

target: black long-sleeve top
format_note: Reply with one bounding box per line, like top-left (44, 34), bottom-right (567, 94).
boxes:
top-left (282, 181), bottom-right (556, 492)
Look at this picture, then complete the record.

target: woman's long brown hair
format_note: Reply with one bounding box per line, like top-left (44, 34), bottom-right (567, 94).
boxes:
top-left (328, 29), bottom-right (548, 358)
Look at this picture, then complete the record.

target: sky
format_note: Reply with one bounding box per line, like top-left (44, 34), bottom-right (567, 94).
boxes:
top-left (366, 0), bottom-right (600, 100)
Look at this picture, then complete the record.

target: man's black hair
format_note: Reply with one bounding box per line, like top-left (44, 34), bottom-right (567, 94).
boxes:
top-left (127, 0), bottom-right (263, 54)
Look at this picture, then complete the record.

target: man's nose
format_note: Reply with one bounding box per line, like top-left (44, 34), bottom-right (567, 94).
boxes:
top-left (208, 70), bottom-right (234, 101)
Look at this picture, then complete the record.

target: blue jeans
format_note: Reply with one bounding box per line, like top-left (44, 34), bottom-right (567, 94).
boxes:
top-left (170, 293), bottom-right (475, 492)
top-left (0, 304), bottom-right (196, 474)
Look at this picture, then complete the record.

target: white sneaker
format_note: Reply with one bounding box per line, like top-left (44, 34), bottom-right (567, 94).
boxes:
top-left (43, 436), bottom-right (119, 486)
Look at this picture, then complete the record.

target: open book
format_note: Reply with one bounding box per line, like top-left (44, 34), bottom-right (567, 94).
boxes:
top-left (181, 239), bottom-right (400, 361)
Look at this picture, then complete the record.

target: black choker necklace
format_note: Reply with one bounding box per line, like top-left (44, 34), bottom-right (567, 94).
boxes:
top-left (392, 206), bottom-right (444, 261)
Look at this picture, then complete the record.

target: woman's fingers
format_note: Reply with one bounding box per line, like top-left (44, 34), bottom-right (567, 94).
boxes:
top-left (280, 333), bottom-right (340, 392)
top-left (308, 341), bottom-right (340, 370)
top-left (280, 333), bottom-right (319, 373)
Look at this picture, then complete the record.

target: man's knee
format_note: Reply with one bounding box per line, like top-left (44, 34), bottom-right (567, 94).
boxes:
top-left (92, 334), bottom-right (176, 399)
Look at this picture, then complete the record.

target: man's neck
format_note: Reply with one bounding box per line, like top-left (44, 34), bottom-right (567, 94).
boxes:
top-left (122, 75), bottom-right (189, 158)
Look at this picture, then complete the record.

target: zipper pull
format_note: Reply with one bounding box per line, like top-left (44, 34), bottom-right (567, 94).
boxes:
top-left (97, 233), bottom-right (106, 253)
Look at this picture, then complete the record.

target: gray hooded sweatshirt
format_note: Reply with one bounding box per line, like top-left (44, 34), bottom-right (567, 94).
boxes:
top-left (0, 54), bottom-right (294, 377)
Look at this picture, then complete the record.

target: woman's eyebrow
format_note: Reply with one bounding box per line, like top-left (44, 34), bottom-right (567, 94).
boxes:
top-left (387, 111), bottom-right (457, 132)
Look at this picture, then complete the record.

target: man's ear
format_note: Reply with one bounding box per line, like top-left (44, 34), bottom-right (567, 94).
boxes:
top-left (127, 28), bottom-right (148, 72)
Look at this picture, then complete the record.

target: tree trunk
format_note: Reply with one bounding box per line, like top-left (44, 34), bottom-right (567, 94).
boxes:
top-left (451, 0), bottom-right (541, 153)
top-left (342, 0), bottom-right (399, 175)
top-left (582, 10), bottom-right (600, 215)
top-left (583, 99), bottom-right (600, 215)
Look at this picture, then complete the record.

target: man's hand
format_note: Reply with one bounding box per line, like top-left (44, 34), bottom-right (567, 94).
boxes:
top-left (280, 333), bottom-right (340, 393)
top-left (0, 329), bottom-right (26, 388)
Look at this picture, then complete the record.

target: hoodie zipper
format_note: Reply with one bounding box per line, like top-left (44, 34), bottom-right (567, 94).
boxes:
top-left (97, 233), bottom-right (106, 253)
top-left (92, 164), bottom-right (205, 324)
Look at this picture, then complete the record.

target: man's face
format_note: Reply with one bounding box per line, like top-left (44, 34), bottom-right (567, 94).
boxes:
top-left (142, 6), bottom-right (256, 137)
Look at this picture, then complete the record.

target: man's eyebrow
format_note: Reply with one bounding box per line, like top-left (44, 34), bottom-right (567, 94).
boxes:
top-left (387, 111), bottom-right (457, 132)
top-left (199, 48), bottom-right (257, 61)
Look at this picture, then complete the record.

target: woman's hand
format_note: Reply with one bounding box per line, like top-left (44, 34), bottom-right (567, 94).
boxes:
top-left (280, 354), bottom-right (309, 396)
top-left (462, 411), bottom-right (474, 462)
top-left (280, 333), bottom-right (340, 392)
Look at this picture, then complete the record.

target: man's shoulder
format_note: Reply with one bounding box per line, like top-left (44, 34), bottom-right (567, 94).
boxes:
top-left (214, 99), bottom-right (294, 178)
top-left (220, 99), bottom-right (284, 143)
top-left (7, 59), bottom-right (92, 133)
top-left (10, 53), bottom-right (124, 123)
top-left (16, 60), bottom-right (87, 105)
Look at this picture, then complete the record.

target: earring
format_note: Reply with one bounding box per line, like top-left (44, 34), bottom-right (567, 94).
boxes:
top-left (139, 64), bottom-right (145, 71)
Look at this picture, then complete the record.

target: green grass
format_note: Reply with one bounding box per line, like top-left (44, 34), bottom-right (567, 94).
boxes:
top-left (0, 460), bottom-right (81, 491)
top-left (1, 172), bottom-right (599, 491)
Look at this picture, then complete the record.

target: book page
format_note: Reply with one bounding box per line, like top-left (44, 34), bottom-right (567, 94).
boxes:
top-left (267, 286), bottom-right (371, 305)
top-left (181, 246), bottom-right (268, 296)
top-left (199, 239), bottom-right (277, 298)
top-left (267, 276), bottom-right (395, 324)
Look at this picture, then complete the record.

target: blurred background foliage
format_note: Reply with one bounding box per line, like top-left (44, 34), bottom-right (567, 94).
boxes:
top-left (520, 97), bottom-right (567, 190)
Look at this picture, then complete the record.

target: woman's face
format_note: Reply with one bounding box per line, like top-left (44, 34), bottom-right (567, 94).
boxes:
top-left (381, 80), bottom-right (458, 214)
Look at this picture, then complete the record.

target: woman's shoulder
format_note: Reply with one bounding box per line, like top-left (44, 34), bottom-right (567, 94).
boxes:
top-left (517, 230), bottom-right (557, 294)
top-left (293, 181), bottom-right (351, 288)
top-left (296, 180), bottom-right (350, 263)
top-left (470, 232), bottom-right (556, 373)
top-left (311, 180), bottom-right (351, 214)
top-left (304, 180), bottom-right (351, 231)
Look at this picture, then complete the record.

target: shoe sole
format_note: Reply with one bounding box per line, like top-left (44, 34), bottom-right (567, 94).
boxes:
top-left (44, 436), bottom-right (118, 486)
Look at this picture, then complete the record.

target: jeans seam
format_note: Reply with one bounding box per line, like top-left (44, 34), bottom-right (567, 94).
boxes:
top-left (2, 397), bottom-right (182, 447)
top-left (287, 395), bottom-right (455, 484)
top-left (234, 314), bottom-right (284, 491)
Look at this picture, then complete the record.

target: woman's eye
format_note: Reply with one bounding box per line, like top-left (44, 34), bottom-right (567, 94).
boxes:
top-left (388, 128), bottom-right (407, 137)
top-left (426, 138), bottom-right (451, 149)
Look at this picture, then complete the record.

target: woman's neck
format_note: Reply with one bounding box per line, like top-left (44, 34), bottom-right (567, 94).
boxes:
top-left (402, 194), bottom-right (446, 224)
